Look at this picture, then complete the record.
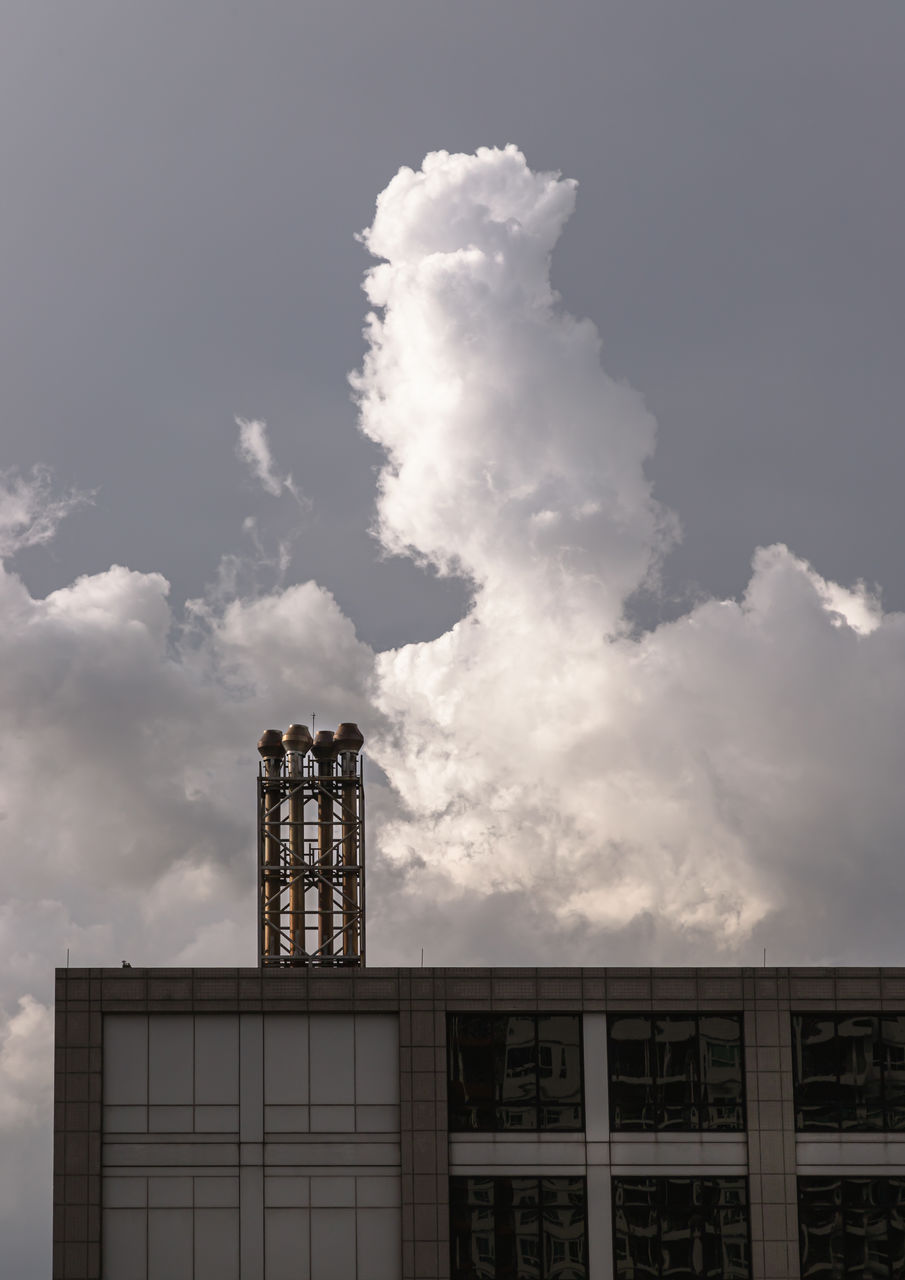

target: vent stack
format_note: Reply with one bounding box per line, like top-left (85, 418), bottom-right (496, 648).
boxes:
top-left (256, 722), bottom-right (365, 968)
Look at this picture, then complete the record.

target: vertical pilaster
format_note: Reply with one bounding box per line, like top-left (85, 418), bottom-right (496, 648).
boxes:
top-left (745, 972), bottom-right (798, 1280)
top-left (53, 969), bottom-right (104, 1280)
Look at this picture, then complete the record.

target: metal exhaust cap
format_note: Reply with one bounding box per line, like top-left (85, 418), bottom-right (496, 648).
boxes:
top-left (311, 729), bottom-right (337, 761)
top-left (283, 723), bottom-right (313, 755)
top-left (257, 729), bottom-right (285, 758)
top-left (334, 722), bottom-right (364, 754)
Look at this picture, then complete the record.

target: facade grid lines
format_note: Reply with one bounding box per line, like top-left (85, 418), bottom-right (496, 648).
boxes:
top-left (53, 965), bottom-right (905, 1279)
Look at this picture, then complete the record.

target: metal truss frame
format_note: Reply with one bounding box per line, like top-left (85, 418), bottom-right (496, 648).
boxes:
top-left (257, 753), bottom-right (365, 968)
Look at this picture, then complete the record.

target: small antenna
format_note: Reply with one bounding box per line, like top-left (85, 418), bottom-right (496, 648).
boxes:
top-left (763, 947), bottom-right (767, 968)
top-left (420, 947), bottom-right (424, 968)
top-left (311, 711), bottom-right (316, 733)
top-left (66, 947), bottom-right (69, 969)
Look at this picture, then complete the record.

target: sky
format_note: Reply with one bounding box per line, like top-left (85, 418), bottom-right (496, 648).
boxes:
top-left (2, 2), bottom-right (905, 1273)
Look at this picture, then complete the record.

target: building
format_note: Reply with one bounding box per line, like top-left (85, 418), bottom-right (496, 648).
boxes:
top-left (51, 729), bottom-right (905, 1277)
top-left (53, 963), bottom-right (905, 1279)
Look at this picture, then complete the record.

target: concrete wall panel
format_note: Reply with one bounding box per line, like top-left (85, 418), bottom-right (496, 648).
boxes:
top-left (195, 1016), bottom-right (239, 1106)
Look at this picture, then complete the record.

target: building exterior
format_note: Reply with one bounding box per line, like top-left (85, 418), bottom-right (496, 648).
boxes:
top-left (53, 963), bottom-right (905, 1279)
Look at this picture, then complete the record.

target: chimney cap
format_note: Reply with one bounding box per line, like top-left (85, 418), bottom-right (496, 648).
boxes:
top-left (283, 723), bottom-right (313, 754)
top-left (334, 722), bottom-right (364, 754)
top-left (257, 729), bottom-right (285, 759)
top-left (311, 729), bottom-right (337, 761)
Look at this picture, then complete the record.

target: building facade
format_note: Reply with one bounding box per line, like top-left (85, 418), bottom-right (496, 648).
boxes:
top-left (53, 964), bottom-right (905, 1279)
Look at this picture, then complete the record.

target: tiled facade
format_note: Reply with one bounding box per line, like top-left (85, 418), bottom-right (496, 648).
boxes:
top-left (53, 965), bottom-right (905, 1279)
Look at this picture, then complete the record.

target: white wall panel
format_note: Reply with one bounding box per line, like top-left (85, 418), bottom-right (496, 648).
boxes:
top-left (355, 1016), bottom-right (399, 1105)
top-left (104, 1015), bottom-right (148, 1106)
top-left (148, 1016), bottom-right (193, 1106)
top-left (310, 1104), bottom-right (355, 1132)
top-left (195, 1105), bottom-right (239, 1132)
top-left (355, 1106), bottom-right (400, 1133)
top-left (583, 1014), bottom-right (609, 1142)
top-left (102, 1012), bottom-right (402, 1278)
top-left (311, 1176), bottom-right (355, 1207)
top-left (586, 1166), bottom-right (613, 1280)
top-left (311, 1207), bottom-right (357, 1279)
top-left (265, 1175), bottom-right (310, 1207)
top-left (265, 1016), bottom-right (309, 1105)
top-left (195, 1207), bottom-right (239, 1280)
top-left (104, 1176), bottom-right (147, 1208)
top-left (356, 1208), bottom-right (402, 1280)
top-left (309, 1016), bottom-right (355, 1105)
top-left (148, 1176), bottom-right (192, 1207)
top-left (240, 1164), bottom-right (265, 1280)
top-left (240, 1015), bottom-right (264, 1143)
top-left (148, 1207), bottom-right (192, 1280)
top-left (356, 1176), bottom-right (401, 1208)
top-left (149, 1105), bottom-right (193, 1133)
top-left (265, 1207), bottom-right (310, 1280)
top-left (265, 1105), bottom-right (309, 1133)
top-left (105, 1105), bottom-right (148, 1133)
top-left (195, 1176), bottom-right (239, 1207)
top-left (195, 1016), bottom-right (239, 1105)
top-left (103, 1208), bottom-right (147, 1280)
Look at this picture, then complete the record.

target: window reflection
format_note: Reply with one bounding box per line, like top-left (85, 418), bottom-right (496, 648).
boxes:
top-left (793, 1014), bottom-right (905, 1131)
top-left (450, 1176), bottom-right (587, 1280)
top-left (609, 1013), bottom-right (744, 1132)
top-left (448, 1014), bottom-right (583, 1132)
top-left (799, 1177), bottom-right (905, 1279)
top-left (613, 1176), bottom-right (750, 1279)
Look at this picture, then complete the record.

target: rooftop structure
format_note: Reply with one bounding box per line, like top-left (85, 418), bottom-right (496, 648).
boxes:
top-left (51, 726), bottom-right (905, 1278)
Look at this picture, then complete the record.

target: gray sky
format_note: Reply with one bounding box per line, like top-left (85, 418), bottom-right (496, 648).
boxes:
top-left (2, 3), bottom-right (905, 1273)
top-left (4, 2), bottom-right (904, 639)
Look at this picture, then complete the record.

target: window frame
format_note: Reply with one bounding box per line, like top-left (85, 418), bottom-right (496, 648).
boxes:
top-left (446, 1012), bottom-right (585, 1133)
top-left (450, 1173), bottom-right (588, 1280)
top-left (612, 1174), bottom-right (752, 1280)
top-left (798, 1175), bottom-right (905, 1277)
top-left (607, 1010), bottom-right (747, 1133)
top-left (792, 1011), bottom-right (905, 1132)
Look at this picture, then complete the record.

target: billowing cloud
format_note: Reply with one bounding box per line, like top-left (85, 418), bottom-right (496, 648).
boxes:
top-left (353, 146), bottom-right (905, 966)
top-left (3, 145), bottom-right (905, 1268)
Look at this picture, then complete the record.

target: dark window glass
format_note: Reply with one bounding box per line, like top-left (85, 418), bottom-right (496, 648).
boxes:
top-left (609, 1015), bottom-right (654, 1130)
top-left (538, 1015), bottom-right (583, 1130)
top-left (612, 1176), bottom-right (751, 1280)
top-left (793, 1014), bottom-right (905, 1131)
top-left (450, 1176), bottom-right (586, 1280)
top-left (884, 1017), bottom-right (905, 1132)
top-left (448, 1014), bottom-right (583, 1132)
top-left (700, 1015), bottom-right (745, 1131)
top-left (608, 1013), bottom-right (744, 1132)
top-left (799, 1177), bottom-right (905, 1279)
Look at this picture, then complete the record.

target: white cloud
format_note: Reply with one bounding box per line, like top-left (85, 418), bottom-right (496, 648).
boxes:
top-left (353, 146), bottom-right (905, 966)
top-left (0, 996), bottom-right (52, 1129)
top-left (0, 465), bottom-right (92, 558)
top-left (4, 144), bottom-right (905, 1268)
top-left (235, 417), bottom-right (304, 504)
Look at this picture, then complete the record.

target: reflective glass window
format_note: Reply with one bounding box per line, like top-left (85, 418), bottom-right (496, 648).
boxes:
top-left (450, 1176), bottom-right (587, 1280)
top-left (608, 1013), bottom-right (744, 1132)
top-left (612, 1176), bottom-right (750, 1280)
top-left (793, 1014), bottom-right (905, 1131)
top-left (799, 1177), bottom-right (905, 1279)
top-left (448, 1014), bottom-right (583, 1132)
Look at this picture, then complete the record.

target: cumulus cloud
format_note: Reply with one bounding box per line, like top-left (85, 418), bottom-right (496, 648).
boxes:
top-left (0, 996), bottom-right (52, 1129)
top-left (353, 146), bottom-right (905, 966)
top-left (4, 144), bottom-right (905, 1269)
